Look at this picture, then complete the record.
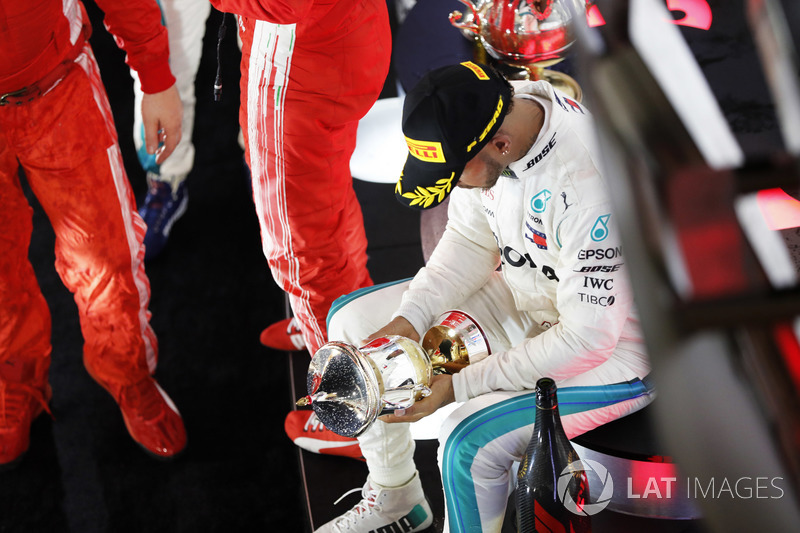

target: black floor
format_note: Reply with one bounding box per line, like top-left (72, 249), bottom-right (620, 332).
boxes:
top-left (0, 1), bottom-right (788, 532)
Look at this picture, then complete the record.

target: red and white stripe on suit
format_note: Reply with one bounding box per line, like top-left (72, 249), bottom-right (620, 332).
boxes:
top-left (0, 0), bottom-right (174, 392)
top-left (218, 0), bottom-right (392, 353)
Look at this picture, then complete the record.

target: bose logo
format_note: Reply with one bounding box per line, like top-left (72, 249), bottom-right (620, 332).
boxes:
top-left (574, 264), bottom-right (622, 273)
top-left (525, 133), bottom-right (557, 170)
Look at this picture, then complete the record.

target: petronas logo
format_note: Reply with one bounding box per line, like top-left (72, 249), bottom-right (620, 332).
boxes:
top-left (590, 215), bottom-right (610, 242)
top-left (530, 189), bottom-right (552, 213)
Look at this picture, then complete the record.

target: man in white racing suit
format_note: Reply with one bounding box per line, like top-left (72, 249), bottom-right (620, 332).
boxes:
top-left (130, 0), bottom-right (212, 260)
top-left (316, 62), bottom-right (654, 533)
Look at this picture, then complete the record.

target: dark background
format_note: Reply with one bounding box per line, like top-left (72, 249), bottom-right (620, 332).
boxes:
top-left (0, 0), bottom-right (784, 532)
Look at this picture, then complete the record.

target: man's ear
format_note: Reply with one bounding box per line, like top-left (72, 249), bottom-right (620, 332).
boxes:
top-left (490, 132), bottom-right (512, 157)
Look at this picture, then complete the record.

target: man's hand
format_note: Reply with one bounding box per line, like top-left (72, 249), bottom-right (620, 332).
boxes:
top-left (364, 315), bottom-right (420, 343)
top-left (141, 85), bottom-right (182, 164)
top-left (379, 374), bottom-right (455, 424)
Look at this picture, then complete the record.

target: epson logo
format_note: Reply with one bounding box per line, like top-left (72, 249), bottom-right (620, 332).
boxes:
top-left (574, 264), bottom-right (622, 273)
top-left (578, 247), bottom-right (623, 260)
top-left (524, 133), bottom-right (556, 170)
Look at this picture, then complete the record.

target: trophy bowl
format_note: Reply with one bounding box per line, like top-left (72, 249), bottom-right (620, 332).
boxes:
top-left (299, 310), bottom-right (490, 437)
top-left (450, 0), bottom-right (587, 99)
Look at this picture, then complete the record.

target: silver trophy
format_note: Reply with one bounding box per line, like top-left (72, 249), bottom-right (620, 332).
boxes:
top-left (297, 310), bottom-right (490, 437)
top-left (450, 0), bottom-right (588, 100)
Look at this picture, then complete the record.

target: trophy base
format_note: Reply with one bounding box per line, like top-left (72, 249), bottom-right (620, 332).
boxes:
top-left (471, 40), bottom-right (584, 102)
top-left (533, 68), bottom-right (583, 103)
top-left (502, 64), bottom-right (583, 102)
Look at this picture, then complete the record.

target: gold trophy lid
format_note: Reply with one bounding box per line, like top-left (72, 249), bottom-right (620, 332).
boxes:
top-left (422, 310), bottom-right (491, 373)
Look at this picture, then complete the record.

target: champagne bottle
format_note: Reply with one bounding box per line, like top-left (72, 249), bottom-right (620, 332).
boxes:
top-left (516, 377), bottom-right (591, 533)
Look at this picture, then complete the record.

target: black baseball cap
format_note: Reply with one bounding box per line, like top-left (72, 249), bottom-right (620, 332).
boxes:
top-left (395, 61), bottom-right (513, 210)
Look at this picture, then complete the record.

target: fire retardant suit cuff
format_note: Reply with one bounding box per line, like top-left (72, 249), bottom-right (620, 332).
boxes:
top-left (137, 60), bottom-right (176, 94)
top-left (392, 302), bottom-right (431, 343)
top-left (451, 371), bottom-right (471, 404)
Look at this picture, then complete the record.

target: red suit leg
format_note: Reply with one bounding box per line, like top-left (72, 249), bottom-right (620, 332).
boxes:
top-left (0, 45), bottom-right (156, 391)
top-left (238, 1), bottom-right (391, 354)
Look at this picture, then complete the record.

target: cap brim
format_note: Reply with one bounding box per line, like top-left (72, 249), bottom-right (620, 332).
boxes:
top-left (395, 153), bottom-right (464, 210)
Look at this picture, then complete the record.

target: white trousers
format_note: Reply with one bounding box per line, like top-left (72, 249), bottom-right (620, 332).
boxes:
top-left (131, 0), bottom-right (212, 186)
top-left (327, 275), bottom-right (655, 532)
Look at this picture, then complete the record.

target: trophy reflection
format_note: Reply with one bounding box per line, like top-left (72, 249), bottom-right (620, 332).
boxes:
top-left (450, 0), bottom-right (588, 101)
top-left (296, 310), bottom-right (490, 438)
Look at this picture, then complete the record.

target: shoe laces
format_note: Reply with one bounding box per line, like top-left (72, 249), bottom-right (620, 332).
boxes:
top-left (331, 482), bottom-right (382, 529)
top-left (0, 380), bottom-right (52, 428)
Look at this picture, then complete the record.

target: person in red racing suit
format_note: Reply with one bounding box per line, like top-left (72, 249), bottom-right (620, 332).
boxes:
top-left (0, 0), bottom-right (186, 464)
top-left (209, 0), bottom-right (392, 355)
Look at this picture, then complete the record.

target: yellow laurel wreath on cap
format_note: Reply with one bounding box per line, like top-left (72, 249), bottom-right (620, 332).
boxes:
top-left (398, 173), bottom-right (455, 208)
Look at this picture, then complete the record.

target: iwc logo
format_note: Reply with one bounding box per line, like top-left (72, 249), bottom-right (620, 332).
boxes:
top-left (558, 459), bottom-right (614, 516)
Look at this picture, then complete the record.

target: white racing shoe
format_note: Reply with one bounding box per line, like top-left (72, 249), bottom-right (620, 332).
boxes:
top-left (314, 471), bottom-right (433, 532)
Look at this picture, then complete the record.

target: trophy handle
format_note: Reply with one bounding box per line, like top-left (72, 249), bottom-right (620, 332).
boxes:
top-left (449, 0), bottom-right (481, 35)
top-left (380, 383), bottom-right (433, 414)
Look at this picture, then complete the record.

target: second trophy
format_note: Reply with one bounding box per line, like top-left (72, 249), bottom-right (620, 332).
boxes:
top-left (297, 310), bottom-right (490, 438)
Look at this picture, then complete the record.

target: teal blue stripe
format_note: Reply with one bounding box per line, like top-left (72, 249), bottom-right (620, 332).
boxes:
top-left (442, 378), bottom-right (655, 531)
top-left (155, 0), bottom-right (166, 26)
top-left (137, 123), bottom-right (160, 174)
top-left (325, 278), bottom-right (412, 330)
top-left (406, 504), bottom-right (429, 528)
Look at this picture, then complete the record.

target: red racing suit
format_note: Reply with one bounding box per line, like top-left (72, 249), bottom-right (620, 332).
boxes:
top-left (210, 0), bottom-right (392, 354)
top-left (0, 0), bottom-right (174, 393)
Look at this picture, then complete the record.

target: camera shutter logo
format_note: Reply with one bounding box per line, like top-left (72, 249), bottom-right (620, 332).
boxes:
top-left (557, 459), bottom-right (614, 516)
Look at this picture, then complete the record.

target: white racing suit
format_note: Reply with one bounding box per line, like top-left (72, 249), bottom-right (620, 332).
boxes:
top-left (327, 80), bottom-right (654, 532)
top-left (131, 0), bottom-right (212, 187)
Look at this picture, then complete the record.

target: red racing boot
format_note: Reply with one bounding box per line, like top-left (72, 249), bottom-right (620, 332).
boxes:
top-left (108, 376), bottom-right (187, 459)
top-left (285, 410), bottom-right (364, 461)
top-left (260, 317), bottom-right (307, 352)
top-left (0, 380), bottom-right (52, 468)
